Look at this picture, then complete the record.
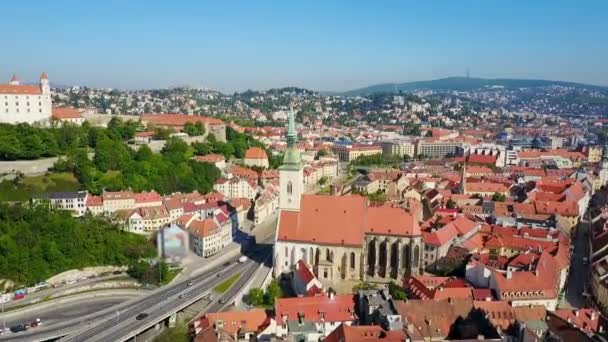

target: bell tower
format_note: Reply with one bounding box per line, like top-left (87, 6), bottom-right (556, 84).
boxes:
top-left (279, 110), bottom-right (303, 211)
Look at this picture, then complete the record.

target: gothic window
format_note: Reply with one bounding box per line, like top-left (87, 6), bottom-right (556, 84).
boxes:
top-left (350, 252), bottom-right (355, 269)
top-left (287, 181), bottom-right (293, 195)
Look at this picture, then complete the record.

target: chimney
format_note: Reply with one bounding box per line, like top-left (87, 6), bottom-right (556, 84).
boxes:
top-left (329, 289), bottom-right (335, 300)
top-left (591, 311), bottom-right (599, 321)
top-left (506, 270), bottom-right (513, 279)
top-left (575, 310), bottom-right (580, 317)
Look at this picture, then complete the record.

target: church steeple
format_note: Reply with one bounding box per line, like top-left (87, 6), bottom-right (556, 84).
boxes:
top-left (287, 108), bottom-right (297, 148)
top-left (279, 110), bottom-right (304, 211)
top-left (460, 160), bottom-right (467, 194)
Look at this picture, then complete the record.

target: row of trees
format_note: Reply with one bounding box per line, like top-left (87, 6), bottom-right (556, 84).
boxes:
top-left (351, 153), bottom-right (408, 167)
top-left (0, 118), bottom-right (140, 161)
top-left (57, 136), bottom-right (222, 195)
top-left (0, 203), bottom-right (155, 287)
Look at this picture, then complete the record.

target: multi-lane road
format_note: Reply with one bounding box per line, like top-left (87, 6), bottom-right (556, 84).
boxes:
top-left (65, 247), bottom-right (270, 342)
top-left (2, 295), bottom-right (133, 330)
top-left (0, 242), bottom-right (271, 342)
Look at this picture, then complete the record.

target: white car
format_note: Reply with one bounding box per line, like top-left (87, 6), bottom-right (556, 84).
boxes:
top-left (238, 256), bottom-right (248, 263)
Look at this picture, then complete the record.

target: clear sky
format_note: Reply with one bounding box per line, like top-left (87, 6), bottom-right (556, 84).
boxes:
top-left (2, 1), bottom-right (607, 92)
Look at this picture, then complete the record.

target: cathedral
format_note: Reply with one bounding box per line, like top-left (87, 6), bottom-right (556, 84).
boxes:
top-left (273, 112), bottom-right (423, 285)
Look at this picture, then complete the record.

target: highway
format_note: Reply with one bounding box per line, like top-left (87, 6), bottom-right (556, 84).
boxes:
top-left (66, 246), bottom-right (270, 342)
top-left (0, 241), bottom-right (271, 342)
top-left (2, 296), bottom-right (132, 328)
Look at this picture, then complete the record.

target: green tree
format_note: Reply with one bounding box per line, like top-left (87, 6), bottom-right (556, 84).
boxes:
top-left (492, 192), bottom-right (506, 202)
top-left (388, 281), bottom-right (407, 300)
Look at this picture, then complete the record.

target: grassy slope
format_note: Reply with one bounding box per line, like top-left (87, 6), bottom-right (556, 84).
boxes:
top-left (0, 172), bottom-right (81, 201)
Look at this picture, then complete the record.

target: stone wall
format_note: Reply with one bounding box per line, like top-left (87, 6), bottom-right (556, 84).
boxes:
top-left (0, 157), bottom-right (59, 177)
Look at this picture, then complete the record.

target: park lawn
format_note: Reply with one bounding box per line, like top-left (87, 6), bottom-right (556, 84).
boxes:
top-left (214, 273), bottom-right (241, 294)
top-left (0, 172), bottom-right (81, 201)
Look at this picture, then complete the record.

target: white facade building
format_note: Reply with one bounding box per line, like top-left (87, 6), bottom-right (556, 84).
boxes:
top-left (0, 73), bottom-right (52, 124)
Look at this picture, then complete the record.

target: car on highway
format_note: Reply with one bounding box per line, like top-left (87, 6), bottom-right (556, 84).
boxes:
top-left (218, 298), bottom-right (225, 304)
top-left (136, 313), bottom-right (149, 320)
top-left (178, 294), bottom-right (185, 299)
top-left (188, 280), bottom-right (193, 286)
top-left (30, 318), bottom-right (42, 328)
top-left (239, 256), bottom-right (248, 263)
top-left (10, 324), bottom-right (27, 333)
top-left (223, 261), bottom-right (230, 266)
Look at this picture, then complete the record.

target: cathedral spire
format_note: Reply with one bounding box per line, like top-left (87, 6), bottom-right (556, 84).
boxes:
top-left (460, 160), bottom-right (467, 194)
top-left (287, 109), bottom-right (296, 148)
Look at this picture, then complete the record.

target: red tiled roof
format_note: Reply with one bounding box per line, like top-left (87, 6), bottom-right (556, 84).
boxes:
top-left (86, 195), bottom-right (103, 206)
top-left (244, 147), bottom-right (268, 160)
top-left (199, 309), bottom-right (270, 336)
top-left (553, 308), bottom-right (603, 334)
top-left (140, 114), bottom-right (223, 127)
top-left (467, 154), bottom-right (497, 165)
top-left (466, 182), bottom-right (509, 193)
top-left (278, 195), bottom-right (420, 247)
top-left (133, 191), bottom-right (162, 203)
top-left (134, 131), bottom-right (155, 138)
top-left (188, 218), bottom-right (219, 238)
top-left (275, 294), bottom-right (356, 325)
top-left (295, 260), bottom-right (316, 284)
top-left (52, 107), bottom-right (84, 119)
top-left (195, 154), bottom-right (225, 163)
top-left (325, 324), bottom-right (406, 342)
top-left (0, 84), bottom-right (41, 95)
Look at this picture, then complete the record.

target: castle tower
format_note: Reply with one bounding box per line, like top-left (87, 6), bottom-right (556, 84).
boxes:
top-left (40, 72), bottom-right (50, 94)
top-left (9, 75), bottom-right (19, 85)
top-left (279, 110), bottom-right (303, 211)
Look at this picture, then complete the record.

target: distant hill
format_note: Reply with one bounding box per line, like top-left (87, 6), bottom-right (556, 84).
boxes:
top-left (335, 77), bottom-right (608, 96)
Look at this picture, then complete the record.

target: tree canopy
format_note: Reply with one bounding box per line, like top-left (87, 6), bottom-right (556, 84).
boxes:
top-left (0, 203), bottom-right (155, 287)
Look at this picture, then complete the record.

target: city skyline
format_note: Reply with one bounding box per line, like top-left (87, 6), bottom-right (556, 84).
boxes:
top-left (2, 0), bottom-right (607, 92)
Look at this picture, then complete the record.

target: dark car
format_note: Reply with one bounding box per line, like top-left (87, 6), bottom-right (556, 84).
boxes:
top-left (223, 261), bottom-right (230, 266)
top-left (218, 299), bottom-right (225, 304)
top-left (10, 325), bottom-right (27, 333)
top-left (136, 313), bottom-right (149, 320)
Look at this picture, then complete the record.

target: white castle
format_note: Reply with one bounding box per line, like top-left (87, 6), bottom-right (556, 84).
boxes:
top-left (0, 73), bottom-right (52, 124)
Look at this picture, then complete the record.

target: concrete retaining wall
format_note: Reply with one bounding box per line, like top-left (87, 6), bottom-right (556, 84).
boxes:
top-left (46, 266), bottom-right (128, 285)
top-left (0, 157), bottom-right (59, 177)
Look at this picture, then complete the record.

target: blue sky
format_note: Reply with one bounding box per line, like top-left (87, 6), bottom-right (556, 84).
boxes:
top-left (2, 1), bottom-right (607, 92)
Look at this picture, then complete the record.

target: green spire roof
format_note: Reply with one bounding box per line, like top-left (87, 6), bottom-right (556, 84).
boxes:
top-left (281, 110), bottom-right (302, 170)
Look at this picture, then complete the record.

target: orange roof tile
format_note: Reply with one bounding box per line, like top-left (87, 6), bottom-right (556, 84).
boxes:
top-left (275, 294), bottom-right (356, 325)
top-left (0, 84), bottom-right (41, 95)
top-left (140, 114), bottom-right (223, 127)
top-left (52, 107), bottom-right (84, 119)
top-left (244, 147), bottom-right (268, 160)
